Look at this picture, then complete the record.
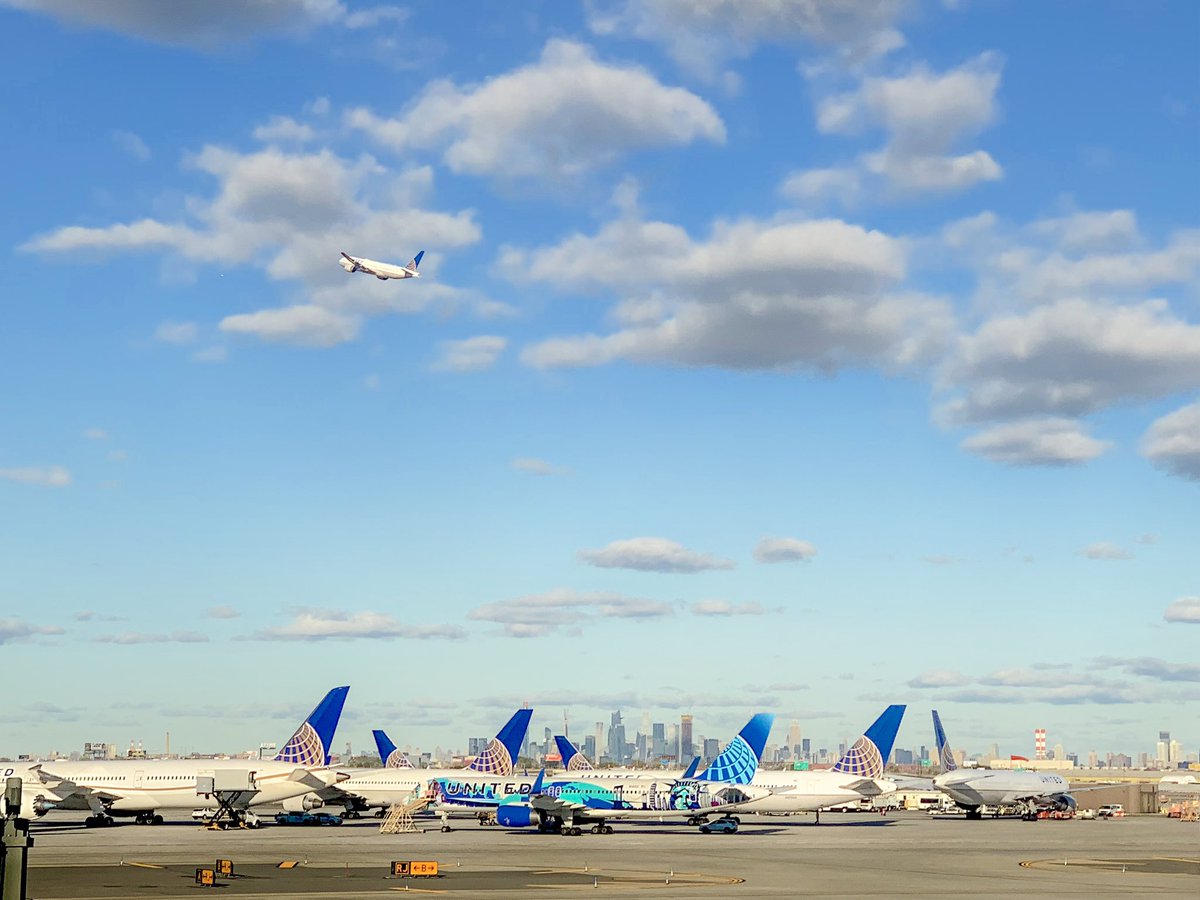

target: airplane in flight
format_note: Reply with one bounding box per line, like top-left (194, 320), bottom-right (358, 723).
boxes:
top-left (314, 708), bottom-right (535, 825)
top-left (18, 686), bottom-right (350, 827)
top-left (930, 710), bottom-right (1075, 820)
top-left (338, 249), bottom-right (424, 280)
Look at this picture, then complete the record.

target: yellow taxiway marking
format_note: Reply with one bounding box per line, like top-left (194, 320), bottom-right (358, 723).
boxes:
top-left (118, 861), bottom-right (165, 869)
top-left (388, 888), bottom-right (447, 894)
top-left (1156, 857), bottom-right (1200, 864)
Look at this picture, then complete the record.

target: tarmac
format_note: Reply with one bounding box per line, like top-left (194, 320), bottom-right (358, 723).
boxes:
top-left (21, 809), bottom-right (1200, 898)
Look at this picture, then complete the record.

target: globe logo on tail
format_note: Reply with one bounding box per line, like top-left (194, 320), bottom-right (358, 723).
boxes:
top-left (832, 736), bottom-right (884, 778)
top-left (275, 722), bottom-right (325, 768)
top-left (470, 738), bottom-right (515, 776)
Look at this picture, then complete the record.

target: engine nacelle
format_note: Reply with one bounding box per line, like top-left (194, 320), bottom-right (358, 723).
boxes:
top-left (1049, 793), bottom-right (1076, 812)
top-left (495, 804), bottom-right (539, 828)
top-left (21, 795), bottom-right (54, 818)
top-left (281, 793), bottom-right (324, 813)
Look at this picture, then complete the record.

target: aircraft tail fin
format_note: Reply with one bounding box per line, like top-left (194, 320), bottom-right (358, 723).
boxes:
top-left (555, 735), bottom-right (594, 771)
top-left (697, 712), bottom-right (775, 784)
top-left (467, 708), bottom-right (533, 776)
top-left (373, 729), bottom-right (413, 768)
top-left (406, 250), bottom-right (424, 272)
top-left (831, 705), bottom-right (905, 778)
top-left (681, 756), bottom-right (701, 779)
top-left (932, 710), bottom-right (957, 773)
top-left (274, 686), bottom-right (350, 767)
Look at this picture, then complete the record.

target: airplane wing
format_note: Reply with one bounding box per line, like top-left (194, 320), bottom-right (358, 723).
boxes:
top-left (340, 252), bottom-right (378, 276)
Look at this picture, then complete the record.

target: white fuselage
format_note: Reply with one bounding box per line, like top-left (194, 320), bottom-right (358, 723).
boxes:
top-left (339, 256), bottom-right (416, 279)
top-left (934, 770), bottom-right (1070, 808)
top-left (739, 770), bottom-right (896, 814)
top-left (332, 768), bottom-right (538, 810)
top-left (22, 758), bottom-right (328, 814)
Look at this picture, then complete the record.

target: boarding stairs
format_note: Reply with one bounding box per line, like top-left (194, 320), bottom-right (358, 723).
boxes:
top-left (380, 794), bottom-right (433, 834)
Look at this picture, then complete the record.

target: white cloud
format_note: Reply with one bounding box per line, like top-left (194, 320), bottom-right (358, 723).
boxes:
top-left (907, 669), bottom-right (970, 688)
top-left (193, 345), bottom-right (227, 363)
top-left (753, 537), bottom-right (817, 564)
top-left (578, 537), bottom-right (734, 573)
top-left (347, 39), bottom-right (724, 179)
top-left (83, 427), bottom-right (109, 441)
top-left (939, 299), bottom-right (1200, 424)
top-left (3, 0), bottom-right (408, 46)
top-left (153, 320), bottom-right (198, 344)
top-left (94, 630), bottom-right (209, 644)
top-left (1030, 210), bottom-right (1141, 254)
top-left (21, 145), bottom-right (481, 346)
top-left (959, 417), bottom-right (1109, 466)
top-left (587, 0), bottom-right (908, 80)
top-left (691, 599), bottom-right (773, 616)
top-left (512, 457), bottom-right (566, 476)
top-left (1141, 400), bottom-right (1200, 481)
top-left (0, 618), bottom-right (65, 644)
top-left (779, 166), bottom-right (862, 208)
top-left (110, 128), bottom-right (150, 160)
top-left (509, 202), bottom-right (952, 374)
top-left (254, 608), bottom-right (466, 641)
top-left (432, 335), bottom-right (507, 372)
top-left (205, 605), bottom-right (240, 619)
top-left (468, 588), bottom-right (673, 637)
top-left (220, 305), bottom-right (360, 347)
top-left (797, 52), bottom-right (1004, 196)
top-left (1080, 542), bottom-right (1133, 561)
top-left (252, 115), bottom-right (316, 144)
top-left (0, 465), bottom-right (71, 487)
top-left (1164, 596), bottom-right (1200, 624)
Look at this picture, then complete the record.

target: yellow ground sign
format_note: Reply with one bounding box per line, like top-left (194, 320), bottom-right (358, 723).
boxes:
top-left (392, 860), bottom-right (440, 877)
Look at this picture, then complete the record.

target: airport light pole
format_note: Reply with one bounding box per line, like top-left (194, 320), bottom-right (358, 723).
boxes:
top-left (2, 777), bottom-right (32, 900)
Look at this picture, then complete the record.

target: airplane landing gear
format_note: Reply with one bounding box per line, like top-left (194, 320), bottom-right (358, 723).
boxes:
top-left (134, 812), bottom-right (164, 826)
top-left (84, 814), bottom-right (114, 828)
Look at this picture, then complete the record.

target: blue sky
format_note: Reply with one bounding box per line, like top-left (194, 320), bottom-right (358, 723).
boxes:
top-left (1, 0), bottom-right (1197, 763)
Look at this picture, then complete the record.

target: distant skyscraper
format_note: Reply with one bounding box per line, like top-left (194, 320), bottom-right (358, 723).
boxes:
top-left (583, 735), bottom-right (596, 761)
top-left (595, 722), bottom-right (604, 759)
top-left (1157, 731), bottom-right (1170, 764)
top-left (652, 722), bottom-right (666, 758)
top-left (788, 720), bottom-right (801, 757)
top-left (1034, 728), bottom-right (1046, 760)
top-left (801, 737), bottom-right (811, 760)
top-left (703, 737), bottom-right (719, 762)
top-left (608, 711), bottom-right (625, 763)
top-left (680, 714), bottom-right (694, 761)
top-left (1053, 742), bottom-right (1064, 762)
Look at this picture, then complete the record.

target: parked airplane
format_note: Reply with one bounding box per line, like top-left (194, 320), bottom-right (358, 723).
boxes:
top-left (727, 705), bottom-right (906, 818)
top-left (338, 249), bottom-right (423, 280)
top-left (494, 715), bottom-right (776, 834)
top-left (23, 686), bottom-right (350, 827)
top-left (372, 729), bottom-right (414, 769)
top-left (317, 708), bottom-right (534, 823)
top-left (931, 710), bottom-right (1075, 820)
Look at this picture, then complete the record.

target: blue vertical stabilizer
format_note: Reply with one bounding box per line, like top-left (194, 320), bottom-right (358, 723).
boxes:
top-left (274, 685), bottom-right (350, 767)
top-left (697, 712), bottom-right (775, 784)
top-left (467, 708), bottom-right (533, 776)
top-left (832, 705), bottom-right (905, 777)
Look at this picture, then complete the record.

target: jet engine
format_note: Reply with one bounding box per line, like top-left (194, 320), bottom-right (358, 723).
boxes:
top-left (1049, 793), bottom-right (1076, 812)
top-left (18, 794), bottom-right (55, 819)
top-left (495, 805), bottom-right (539, 828)
top-left (281, 793), bottom-right (324, 813)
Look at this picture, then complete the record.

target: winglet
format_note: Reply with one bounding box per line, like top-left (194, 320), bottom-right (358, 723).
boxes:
top-left (274, 686), bottom-right (350, 767)
top-left (832, 705), bottom-right (906, 778)
top-left (467, 708), bottom-right (533, 776)
top-left (932, 710), bottom-right (957, 773)
top-left (681, 756), bottom-right (701, 779)
top-left (697, 712), bottom-right (775, 784)
top-left (530, 769), bottom-right (545, 797)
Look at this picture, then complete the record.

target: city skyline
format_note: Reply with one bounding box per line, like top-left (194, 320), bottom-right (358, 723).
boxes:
top-left (1, 0), bottom-right (1196, 758)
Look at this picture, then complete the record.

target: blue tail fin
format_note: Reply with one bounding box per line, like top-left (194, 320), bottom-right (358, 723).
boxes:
top-left (832, 705), bottom-right (905, 778)
top-left (932, 710), bottom-right (957, 773)
top-left (555, 735), bottom-right (594, 771)
top-left (407, 250), bottom-right (424, 271)
top-left (467, 708), bottom-right (532, 776)
top-left (274, 686), bottom-right (349, 767)
top-left (681, 756), bottom-right (701, 779)
top-left (373, 729), bottom-right (413, 768)
top-left (697, 712), bottom-right (775, 784)
top-left (529, 769), bottom-right (545, 797)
